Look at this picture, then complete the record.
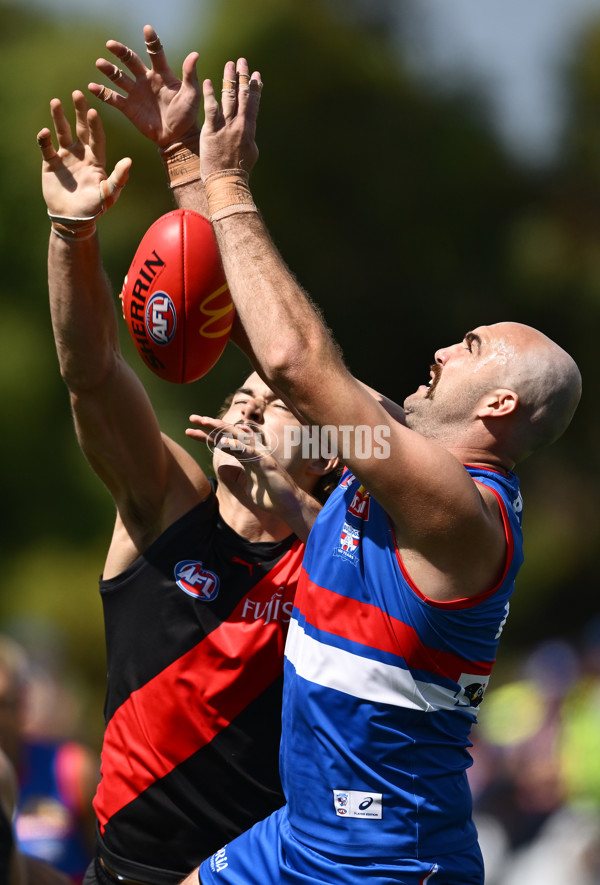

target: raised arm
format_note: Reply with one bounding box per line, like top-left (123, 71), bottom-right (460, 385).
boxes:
top-left (196, 60), bottom-right (508, 601)
top-left (38, 92), bottom-right (209, 574)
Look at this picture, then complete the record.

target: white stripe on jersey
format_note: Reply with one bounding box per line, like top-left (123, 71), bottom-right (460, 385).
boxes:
top-left (285, 617), bottom-right (479, 714)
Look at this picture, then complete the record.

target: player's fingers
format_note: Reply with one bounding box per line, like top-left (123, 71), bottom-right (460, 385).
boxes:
top-left (235, 58), bottom-right (263, 118)
top-left (181, 51), bottom-right (201, 93)
top-left (185, 416), bottom-right (216, 445)
top-left (202, 79), bottom-right (221, 131)
top-left (236, 58), bottom-right (250, 94)
top-left (188, 415), bottom-right (222, 429)
top-left (214, 436), bottom-right (256, 461)
top-left (221, 60), bottom-right (237, 121)
top-left (88, 82), bottom-right (129, 115)
top-left (105, 39), bottom-right (147, 76)
top-left (50, 98), bottom-right (74, 149)
top-left (96, 58), bottom-right (135, 93)
top-left (72, 90), bottom-right (91, 144)
top-left (86, 108), bottom-right (107, 167)
top-left (246, 69), bottom-right (264, 123)
top-left (36, 127), bottom-right (57, 161)
top-left (188, 417), bottom-right (260, 457)
top-left (143, 25), bottom-right (169, 72)
top-left (101, 156), bottom-right (132, 206)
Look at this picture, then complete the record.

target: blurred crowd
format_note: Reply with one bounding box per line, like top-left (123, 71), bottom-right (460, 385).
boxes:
top-left (0, 628), bottom-right (97, 883)
top-left (470, 618), bottom-right (600, 884)
top-left (1, 617), bottom-right (599, 883)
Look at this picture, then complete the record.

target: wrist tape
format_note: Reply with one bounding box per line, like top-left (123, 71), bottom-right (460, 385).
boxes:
top-left (48, 210), bottom-right (102, 241)
top-left (159, 133), bottom-right (201, 188)
top-left (204, 169), bottom-right (258, 222)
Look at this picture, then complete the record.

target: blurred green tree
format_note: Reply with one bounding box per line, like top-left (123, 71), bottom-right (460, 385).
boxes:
top-left (0, 0), bottom-right (598, 744)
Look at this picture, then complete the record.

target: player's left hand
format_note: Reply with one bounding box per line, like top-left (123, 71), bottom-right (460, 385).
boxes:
top-left (200, 58), bottom-right (262, 179)
top-left (186, 415), bottom-right (296, 514)
top-left (37, 90), bottom-right (131, 219)
top-left (89, 24), bottom-right (201, 147)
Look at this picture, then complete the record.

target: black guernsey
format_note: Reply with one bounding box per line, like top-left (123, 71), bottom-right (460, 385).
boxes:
top-left (93, 486), bottom-right (304, 881)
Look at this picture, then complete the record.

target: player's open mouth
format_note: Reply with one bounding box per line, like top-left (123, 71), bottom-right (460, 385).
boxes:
top-left (235, 421), bottom-right (265, 445)
top-left (426, 365), bottom-right (441, 398)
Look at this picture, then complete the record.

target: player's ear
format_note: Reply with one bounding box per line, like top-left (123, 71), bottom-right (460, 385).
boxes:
top-left (477, 388), bottom-right (518, 419)
top-left (306, 454), bottom-right (340, 476)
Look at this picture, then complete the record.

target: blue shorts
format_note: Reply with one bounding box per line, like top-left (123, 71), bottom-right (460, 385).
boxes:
top-left (198, 807), bottom-right (484, 885)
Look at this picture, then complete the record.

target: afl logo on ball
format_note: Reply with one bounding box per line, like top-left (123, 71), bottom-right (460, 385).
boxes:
top-left (146, 291), bottom-right (177, 345)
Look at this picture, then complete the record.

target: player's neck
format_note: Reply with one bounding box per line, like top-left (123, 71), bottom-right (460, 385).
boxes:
top-left (447, 444), bottom-right (515, 474)
top-left (216, 484), bottom-right (294, 543)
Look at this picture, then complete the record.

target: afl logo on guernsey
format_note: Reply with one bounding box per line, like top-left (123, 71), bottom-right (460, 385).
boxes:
top-left (174, 560), bottom-right (220, 600)
top-left (146, 291), bottom-right (176, 345)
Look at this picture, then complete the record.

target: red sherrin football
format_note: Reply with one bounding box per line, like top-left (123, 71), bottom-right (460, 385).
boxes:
top-left (120, 209), bottom-right (234, 383)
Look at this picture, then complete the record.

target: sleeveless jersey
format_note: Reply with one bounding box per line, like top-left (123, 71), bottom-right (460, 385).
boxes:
top-left (16, 740), bottom-right (92, 882)
top-left (281, 465), bottom-right (523, 859)
top-left (94, 486), bottom-right (305, 877)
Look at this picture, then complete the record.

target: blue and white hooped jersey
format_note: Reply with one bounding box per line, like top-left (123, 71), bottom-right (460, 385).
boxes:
top-left (281, 465), bottom-right (523, 860)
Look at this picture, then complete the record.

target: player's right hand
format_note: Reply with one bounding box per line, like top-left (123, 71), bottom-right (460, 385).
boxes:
top-left (89, 24), bottom-right (201, 147)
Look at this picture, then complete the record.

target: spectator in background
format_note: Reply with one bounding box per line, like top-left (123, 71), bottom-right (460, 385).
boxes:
top-left (0, 635), bottom-right (98, 884)
top-left (0, 745), bottom-right (26, 885)
top-left (470, 634), bottom-right (600, 884)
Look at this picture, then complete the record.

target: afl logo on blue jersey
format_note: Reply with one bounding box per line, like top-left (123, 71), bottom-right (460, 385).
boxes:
top-left (146, 291), bottom-right (177, 345)
top-left (174, 560), bottom-right (220, 601)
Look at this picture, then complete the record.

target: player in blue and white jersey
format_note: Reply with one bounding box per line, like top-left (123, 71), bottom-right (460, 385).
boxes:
top-left (87, 30), bottom-right (582, 885)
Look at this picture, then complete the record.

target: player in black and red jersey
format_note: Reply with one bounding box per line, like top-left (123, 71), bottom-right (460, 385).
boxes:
top-left (37, 35), bottom-right (339, 885)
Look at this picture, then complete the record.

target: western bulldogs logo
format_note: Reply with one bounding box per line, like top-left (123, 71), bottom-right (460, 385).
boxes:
top-left (334, 521), bottom-right (360, 565)
top-left (146, 291), bottom-right (176, 345)
top-left (174, 560), bottom-right (220, 600)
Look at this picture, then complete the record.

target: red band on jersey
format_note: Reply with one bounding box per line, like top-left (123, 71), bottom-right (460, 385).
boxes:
top-left (95, 541), bottom-right (304, 831)
top-left (295, 571), bottom-right (494, 682)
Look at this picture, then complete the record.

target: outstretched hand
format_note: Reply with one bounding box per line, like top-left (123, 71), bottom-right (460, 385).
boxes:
top-left (200, 58), bottom-right (263, 179)
top-left (89, 24), bottom-right (201, 147)
top-left (186, 416), bottom-right (308, 518)
top-left (37, 91), bottom-right (131, 219)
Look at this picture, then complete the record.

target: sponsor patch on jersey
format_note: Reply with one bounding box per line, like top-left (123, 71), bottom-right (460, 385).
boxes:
top-left (334, 522), bottom-right (361, 565)
top-left (348, 485), bottom-right (370, 520)
top-left (146, 291), bottom-right (176, 345)
top-left (333, 790), bottom-right (383, 819)
top-left (208, 846), bottom-right (229, 874)
top-left (174, 560), bottom-right (220, 600)
top-left (456, 672), bottom-right (489, 708)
